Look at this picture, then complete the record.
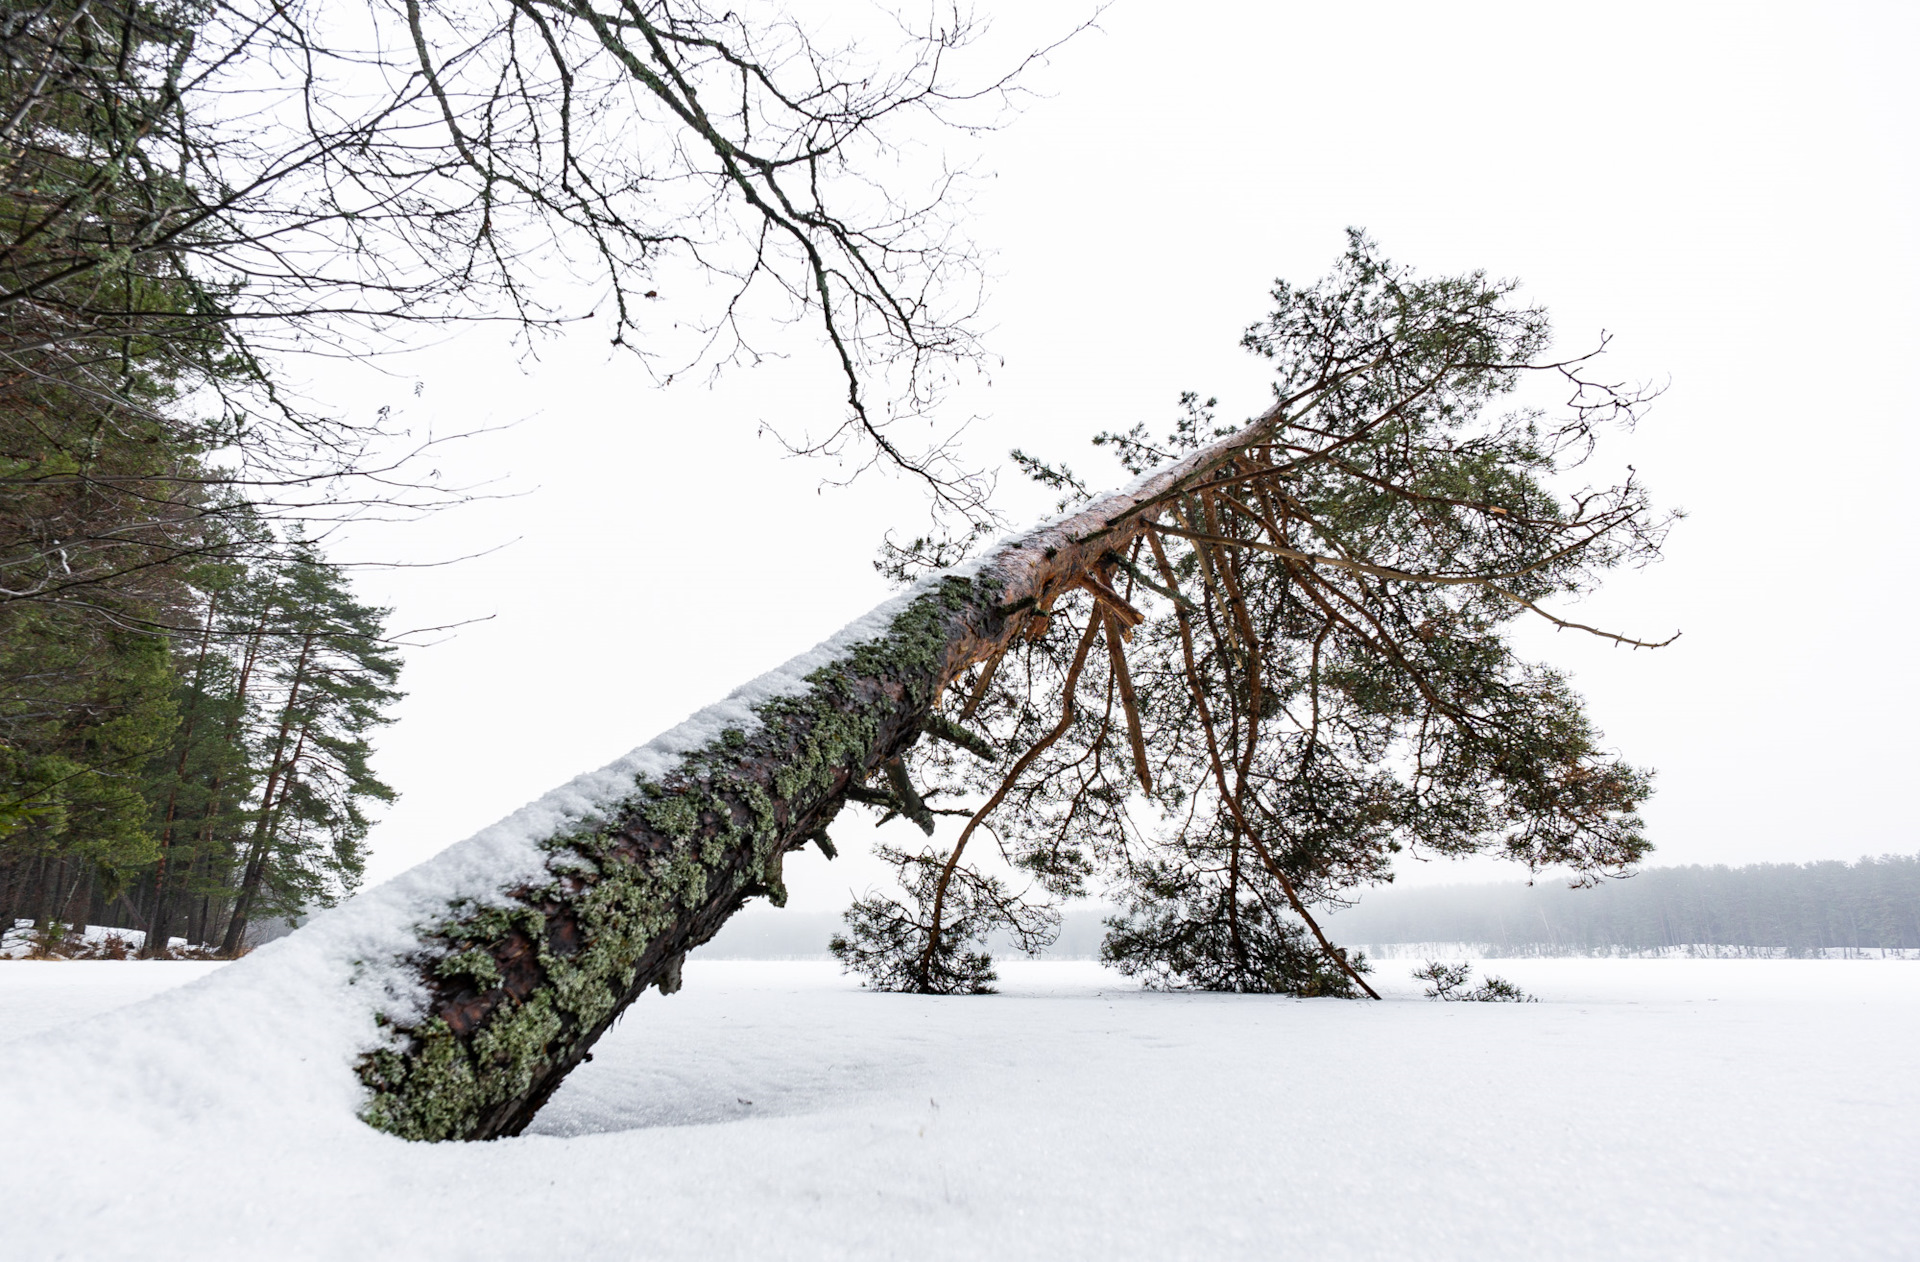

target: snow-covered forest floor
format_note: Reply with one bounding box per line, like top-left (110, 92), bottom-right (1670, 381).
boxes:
top-left (3, 957), bottom-right (1915, 1261)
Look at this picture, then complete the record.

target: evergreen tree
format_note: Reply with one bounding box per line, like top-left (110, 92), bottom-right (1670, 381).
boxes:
top-left (1, 524), bottom-right (403, 952)
top-left (835, 234), bottom-right (1670, 995)
top-left (0, 608), bottom-right (177, 929)
top-left (215, 543), bottom-right (401, 953)
top-left (831, 844), bottom-right (1053, 994)
top-left (0, 0), bottom-right (249, 930)
top-left (135, 540), bottom-right (264, 954)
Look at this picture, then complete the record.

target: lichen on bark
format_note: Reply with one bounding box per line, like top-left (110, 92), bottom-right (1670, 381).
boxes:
top-left (354, 575), bottom-right (999, 1141)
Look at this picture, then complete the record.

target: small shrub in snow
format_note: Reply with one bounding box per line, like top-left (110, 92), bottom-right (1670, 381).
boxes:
top-left (1414, 960), bottom-right (1536, 1002)
top-left (830, 845), bottom-right (1057, 994)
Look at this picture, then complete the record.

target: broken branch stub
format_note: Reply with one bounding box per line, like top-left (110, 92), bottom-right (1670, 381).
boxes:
top-left (924, 713), bottom-right (999, 761)
top-left (883, 756), bottom-right (937, 836)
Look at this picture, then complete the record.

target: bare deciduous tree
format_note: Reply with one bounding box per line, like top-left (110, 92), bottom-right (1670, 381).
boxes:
top-left (2, 0), bottom-right (1068, 608)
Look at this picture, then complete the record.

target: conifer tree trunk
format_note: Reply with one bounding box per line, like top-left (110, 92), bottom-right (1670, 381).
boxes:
top-left (183, 612), bottom-right (267, 950)
top-left (222, 632), bottom-right (314, 955)
top-left (35, 856), bottom-right (62, 931)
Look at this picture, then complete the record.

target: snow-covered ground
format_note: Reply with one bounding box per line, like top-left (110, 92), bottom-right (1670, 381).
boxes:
top-left (2, 957), bottom-right (1915, 1261)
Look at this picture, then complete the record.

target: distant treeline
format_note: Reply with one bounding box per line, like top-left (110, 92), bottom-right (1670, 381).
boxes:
top-left (707, 856), bottom-right (1920, 963)
top-left (1324, 855), bottom-right (1920, 954)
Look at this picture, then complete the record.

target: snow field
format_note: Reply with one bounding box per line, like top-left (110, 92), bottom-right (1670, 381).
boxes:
top-left (0, 959), bottom-right (227, 1039)
top-left (1, 956), bottom-right (1915, 1262)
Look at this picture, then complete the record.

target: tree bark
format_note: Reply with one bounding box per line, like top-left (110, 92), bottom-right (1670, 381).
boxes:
top-left (356, 416), bottom-right (1286, 1142)
top-left (221, 631), bottom-right (314, 956)
top-left (143, 594), bottom-right (219, 957)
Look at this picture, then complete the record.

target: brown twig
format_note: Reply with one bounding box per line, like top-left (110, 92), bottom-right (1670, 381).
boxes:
top-left (1104, 610), bottom-right (1153, 796)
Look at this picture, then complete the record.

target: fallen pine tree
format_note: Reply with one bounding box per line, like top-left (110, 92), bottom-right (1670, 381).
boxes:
top-left (265, 233), bottom-right (1671, 1141)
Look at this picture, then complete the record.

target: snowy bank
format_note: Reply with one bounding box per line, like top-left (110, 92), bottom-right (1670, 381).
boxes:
top-left (2, 957), bottom-right (1917, 1261)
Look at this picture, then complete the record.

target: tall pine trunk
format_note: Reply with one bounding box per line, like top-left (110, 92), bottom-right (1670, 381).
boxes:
top-left (221, 632), bottom-right (314, 956)
top-left (182, 612), bottom-right (268, 949)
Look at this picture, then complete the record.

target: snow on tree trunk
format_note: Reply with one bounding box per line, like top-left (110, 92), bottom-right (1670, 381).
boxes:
top-left (348, 436), bottom-right (1254, 1141)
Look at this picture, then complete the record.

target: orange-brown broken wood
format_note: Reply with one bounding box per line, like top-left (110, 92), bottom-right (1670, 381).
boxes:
top-left (1075, 572), bottom-right (1145, 632)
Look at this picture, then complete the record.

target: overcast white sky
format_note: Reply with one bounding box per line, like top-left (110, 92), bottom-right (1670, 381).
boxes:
top-left (317, 0), bottom-right (1917, 911)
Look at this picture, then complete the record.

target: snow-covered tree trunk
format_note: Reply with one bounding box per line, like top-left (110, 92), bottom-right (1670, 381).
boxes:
top-left (353, 440), bottom-right (1240, 1141)
top-left (344, 239), bottom-right (1675, 1137)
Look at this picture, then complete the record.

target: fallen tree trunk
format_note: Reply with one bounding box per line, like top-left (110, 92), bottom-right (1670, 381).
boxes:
top-left (354, 417), bottom-right (1282, 1142)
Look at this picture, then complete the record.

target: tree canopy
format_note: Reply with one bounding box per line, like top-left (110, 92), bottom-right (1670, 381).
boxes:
top-left (834, 232), bottom-right (1675, 995)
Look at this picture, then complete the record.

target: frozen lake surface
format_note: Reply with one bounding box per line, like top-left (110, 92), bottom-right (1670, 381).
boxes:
top-left (2, 956), bottom-right (1914, 1260)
